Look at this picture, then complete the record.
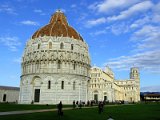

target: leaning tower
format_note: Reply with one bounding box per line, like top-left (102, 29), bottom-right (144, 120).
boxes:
top-left (130, 67), bottom-right (140, 102)
top-left (19, 10), bottom-right (91, 104)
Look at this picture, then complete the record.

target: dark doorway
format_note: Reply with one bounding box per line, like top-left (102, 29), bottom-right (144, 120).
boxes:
top-left (34, 89), bottom-right (40, 102)
top-left (3, 94), bottom-right (6, 102)
top-left (94, 94), bottom-right (98, 102)
top-left (104, 96), bottom-right (107, 101)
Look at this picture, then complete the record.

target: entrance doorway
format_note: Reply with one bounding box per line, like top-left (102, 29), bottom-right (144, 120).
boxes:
top-left (3, 94), bottom-right (6, 102)
top-left (94, 94), bottom-right (98, 102)
top-left (104, 96), bottom-right (107, 101)
top-left (34, 89), bottom-right (40, 102)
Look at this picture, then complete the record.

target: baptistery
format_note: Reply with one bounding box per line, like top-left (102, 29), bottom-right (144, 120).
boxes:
top-left (19, 10), bottom-right (91, 104)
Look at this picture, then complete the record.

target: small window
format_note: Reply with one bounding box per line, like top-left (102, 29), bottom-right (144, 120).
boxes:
top-left (61, 81), bottom-right (64, 89)
top-left (49, 42), bottom-right (52, 49)
top-left (38, 44), bottom-right (40, 49)
top-left (60, 43), bottom-right (64, 49)
top-left (48, 81), bottom-right (51, 89)
top-left (73, 63), bottom-right (76, 70)
top-left (58, 60), bottom-right (61, 69)
top-left (71, 44), bottom-right (74, 50)
top-left (73, 81), bottom-right (75, 90)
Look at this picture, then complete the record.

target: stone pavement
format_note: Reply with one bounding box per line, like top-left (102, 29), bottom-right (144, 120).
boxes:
top-left (0, 106), bottom-right (97, 116)
top-left (0, 104), bottom-right (125, 116)
top-left (0, 107), bottom-right (72, 116)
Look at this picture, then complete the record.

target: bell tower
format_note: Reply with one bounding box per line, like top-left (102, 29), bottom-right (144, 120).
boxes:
top-left (130, 67), bottom-right (140, 101)
top-left (130, 67), bottom-right (139, 80)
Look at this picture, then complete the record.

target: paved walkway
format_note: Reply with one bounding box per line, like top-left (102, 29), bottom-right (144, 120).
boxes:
top-left (0, 107), bottom-right (71, 116)
top-left (0, 106), bottom-right (97, 116)
top-left (0, 104), bottom-right (130, 116)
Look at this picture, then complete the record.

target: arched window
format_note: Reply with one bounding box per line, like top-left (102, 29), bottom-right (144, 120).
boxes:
top-left (73, 81), bottom-right (75, 90)
top-left (38, 44), bottom-right (40, 49)
top-left (57, 60), bottom-right (61, 69)
top-left (48, 81), bottom-right (51, 89)
top-left (71, 44), bottom-right (74, 50)
top-left (49, 42), bottom-right (52, 49)
top-left (61, 81), bottom-right (64, 89)
top-left (60, 43), bottom-right (64, 49)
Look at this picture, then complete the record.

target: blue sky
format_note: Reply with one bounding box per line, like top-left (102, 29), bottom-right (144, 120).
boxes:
top-left (0, 0), bottom-right (160, 92)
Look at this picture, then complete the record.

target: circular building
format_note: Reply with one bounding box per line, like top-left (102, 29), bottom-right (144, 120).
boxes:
top-left (19, 10), bottom-right (91, 104)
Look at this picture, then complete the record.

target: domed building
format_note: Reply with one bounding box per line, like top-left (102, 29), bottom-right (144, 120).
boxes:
top-left (19, 10), bottom-right (140, 104)
top-left (19, 10), bottom-right (91, 104)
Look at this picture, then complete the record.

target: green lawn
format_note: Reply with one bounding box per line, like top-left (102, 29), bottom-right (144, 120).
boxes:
top-left (0, 103), bottom-right (160, 120)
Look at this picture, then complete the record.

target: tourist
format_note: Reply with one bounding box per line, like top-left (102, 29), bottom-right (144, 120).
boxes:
top-left (98, 101), bottom-right (103, 114)
top-left (57, 101), bottom-right (63, 116)
top-left (91, 100), bottom-right (93, 106)
top-left (73, 100), bottom-right (76, 109)
top-left (87, 100), bottom-right (90, 106)
top-left (79, 100), bottom-right (82, 109)
top-left (76, 101), bottom-right (79, 108)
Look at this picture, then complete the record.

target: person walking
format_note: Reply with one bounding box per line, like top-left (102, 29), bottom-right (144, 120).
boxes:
top-left (76, 101), bottom-right (79, 108)
top-left (98, 101), bottom-right (103, 114)
top-left (79, 100), bottom-right (82, 109)
top-left (57, 101), bottom-right (63, 116)
top-left (73, 100), bottom-right (76, 109)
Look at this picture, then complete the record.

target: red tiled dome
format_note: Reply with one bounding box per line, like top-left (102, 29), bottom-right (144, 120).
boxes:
top-left (32, 10), bottom-right (83, 41)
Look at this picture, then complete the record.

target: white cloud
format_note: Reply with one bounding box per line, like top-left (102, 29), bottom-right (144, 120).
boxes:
top-left (141, 85), bottom-right (160, 92)
top-left (105, 50), bottom-right (160, 73)
top-left (90, 30), bottom-right (107, 36)
top-left (105, 24), bottom-right (160, 73)
top-left (131, 25), bottom-right (160, 51)
top-left (107, 1), bottom-right (153, 21)
top-left (20, 20), bottom-right (39, 26)
top-left (0, 36), bottom-right (21, 51)
top-left (153, 1), bottom-right (160, 13)
top-left (130, 16), bottom-right (150, 29)
top-left (86, 17), bottom-right (106, 27)
top-left (152, 14), bottom-right (160, 23)
top-left (152, 2), bottom-right (160, 23)
top-left (34, 9), bottom-right (46, 15)
top-left (0, 4), bottom-right (17, 15)
top-left (110, 23), bottom-right (129, 35)
top-left (89, 0), bottom-right (141, 13)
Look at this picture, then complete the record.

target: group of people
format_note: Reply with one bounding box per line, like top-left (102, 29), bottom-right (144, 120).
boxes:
top-left (57, 100), bottom-right (114, 119)
top-left (73, 100), bottom-right (86, 109)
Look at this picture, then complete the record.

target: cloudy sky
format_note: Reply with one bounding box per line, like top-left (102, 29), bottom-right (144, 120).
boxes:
top-left (0, 0), bottom-right (160, 92)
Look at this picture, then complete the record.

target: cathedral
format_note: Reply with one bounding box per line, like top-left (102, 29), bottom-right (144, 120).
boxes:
top-left (19, 10), bottom-right (140, 104)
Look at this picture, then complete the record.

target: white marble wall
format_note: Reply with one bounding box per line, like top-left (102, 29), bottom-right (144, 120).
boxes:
top-left (19, 36), bottom-right (90, 104)
top-left (89, 67), bottom-right (140, 102)
top-left (0, 89), bottom-right (19, 102)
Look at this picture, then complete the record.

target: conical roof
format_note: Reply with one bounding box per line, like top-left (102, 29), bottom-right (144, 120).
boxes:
top-left (32, 10), bottom-right (83, 41)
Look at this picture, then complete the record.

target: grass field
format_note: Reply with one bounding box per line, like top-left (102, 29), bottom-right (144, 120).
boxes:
top-left (0, 103), bottom-right (160, 120)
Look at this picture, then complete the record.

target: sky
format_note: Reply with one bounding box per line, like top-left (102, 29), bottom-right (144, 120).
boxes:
top-left (0, 0), bottom-right (160, 92)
